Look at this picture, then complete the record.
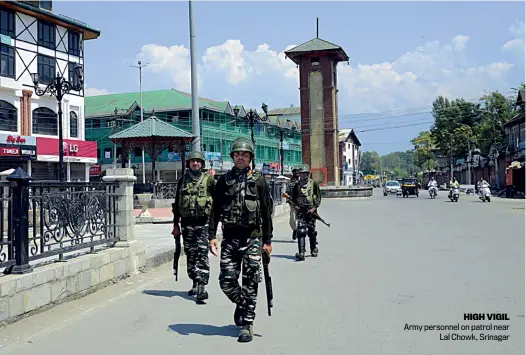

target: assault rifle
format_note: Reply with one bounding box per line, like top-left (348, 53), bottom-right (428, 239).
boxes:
top-left (262, 250), bottom-right (273, 316)
top-left (172, 202), bottom-right (182, 282)
top-left (282, 192), bottom-right (331, 227)
top-left (173, 234), bottom-right (181, 281)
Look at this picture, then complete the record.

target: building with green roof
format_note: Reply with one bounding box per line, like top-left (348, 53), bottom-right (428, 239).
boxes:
top-left (85, 89), bottom-right (302, 181)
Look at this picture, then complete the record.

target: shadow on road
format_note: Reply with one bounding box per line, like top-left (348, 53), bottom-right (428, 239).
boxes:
top-left (143, 289), bottom-right (195, 301)
top-left (271, 254), bottom-right (297, 261)
top-left (168, 324), bottom-right (263, 338)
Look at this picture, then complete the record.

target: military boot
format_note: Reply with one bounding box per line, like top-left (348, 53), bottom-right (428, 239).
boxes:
top-left (295, 237), bottom-right (306, 261)
top-left (234, 304), bottom-right (245, 326)
top-left (311, 247), bottom-right (319, 257)
top-left (188, 280), bottom-right (197, 296)
top-left (237, 324), bottom-right (254, 343)
top-left (196, 284), bottom-right (208, 302)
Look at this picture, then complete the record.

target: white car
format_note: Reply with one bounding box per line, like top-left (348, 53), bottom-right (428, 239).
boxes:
top-left (383, 180), bottom-right (402, 196)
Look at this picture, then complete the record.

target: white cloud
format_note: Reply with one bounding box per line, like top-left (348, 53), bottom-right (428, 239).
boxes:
top-left (451, 35), bottom-right (469, 52)
top-left (85, 87), bottom-right (110, 96)
top-left (502, 20), bottom-right (525, 53)
top-left (136, 30), bottom-right (516, 115)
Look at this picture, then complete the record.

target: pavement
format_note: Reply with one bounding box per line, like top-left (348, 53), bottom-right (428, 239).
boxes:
top-left (0, 188), bottom-right (524, 354)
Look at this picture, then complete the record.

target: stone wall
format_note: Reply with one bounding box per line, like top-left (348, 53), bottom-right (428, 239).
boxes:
top-left (320, 186), bottom-right (373, 198)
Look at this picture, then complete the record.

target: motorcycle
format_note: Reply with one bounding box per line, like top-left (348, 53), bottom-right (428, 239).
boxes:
top-left (428, 186), bottom-right (437, 199)
top-left (478, 183), bottom-right (491, 202)
top-left (448, 187), bottom-right (460, 202)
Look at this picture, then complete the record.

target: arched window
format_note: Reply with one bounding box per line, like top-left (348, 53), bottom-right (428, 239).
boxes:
top-left (70, 111), bottom-right (78, 138)
top-left (32, 107), bottom-right (57, 136)
top-left (0, 100), bottom-right (18, 132)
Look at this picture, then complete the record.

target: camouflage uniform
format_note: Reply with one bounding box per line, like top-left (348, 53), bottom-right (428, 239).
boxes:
top-left (291, 164), bottom-right (321, 260)
top-left (210, 137), bottom-right (273, 343)
top-left (173, 151), bottom-right (216, 302)
top-left (286, 166), bottom-right (300, 239)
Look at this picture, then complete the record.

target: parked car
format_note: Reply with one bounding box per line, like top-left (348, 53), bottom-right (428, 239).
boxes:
top-left (383, 180), bottom-right (402, 196)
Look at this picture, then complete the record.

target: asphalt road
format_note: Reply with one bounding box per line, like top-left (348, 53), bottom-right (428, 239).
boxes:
top-left (1, 189), bottom-right (524, 355)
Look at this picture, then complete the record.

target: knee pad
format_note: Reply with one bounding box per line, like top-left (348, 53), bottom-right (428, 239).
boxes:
top-left (296, 226), bottom-right (308, 239)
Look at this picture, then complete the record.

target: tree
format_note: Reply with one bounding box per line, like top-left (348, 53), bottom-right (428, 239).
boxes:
top-left (474, 91), bottom-right (518, 153)
top-left (430, 96), bottom-right (483, 159)
top-left (360, 151), bottom-right (380, 175)
top-left (411, 130), bottom-right (437, 171)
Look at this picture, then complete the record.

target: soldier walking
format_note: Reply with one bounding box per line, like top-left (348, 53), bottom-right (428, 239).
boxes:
top-left (209, 137), bottom-right (273, 343)
top-left (289, 164), bottom-right (322, 261)
top-left (172, 151), bottom-right (216, 303)
top-left (286, 166), bottom-right (300, 240)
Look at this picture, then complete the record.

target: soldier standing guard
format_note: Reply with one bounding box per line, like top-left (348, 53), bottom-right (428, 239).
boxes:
top-left (209, 137), bottom-right (274, 343)
top-left (172, 151), bottom-right (216, 303)
top-left (286, 166), bottom-right (300, 240)
top-left (289, 164), bottom-right (322, 261)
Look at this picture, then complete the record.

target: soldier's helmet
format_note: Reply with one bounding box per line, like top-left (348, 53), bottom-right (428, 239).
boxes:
top-left (186, 151), bottom-right (205, 168)
top-left (298, 164), bottom-right (310, 173)
top-left (291, 165), bottom-right (300, 173)
top-left (230, 137), bottom-right (254, 159)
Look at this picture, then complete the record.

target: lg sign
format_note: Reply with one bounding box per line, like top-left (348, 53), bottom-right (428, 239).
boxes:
top-left (62, 142), bottom-right (79, 153)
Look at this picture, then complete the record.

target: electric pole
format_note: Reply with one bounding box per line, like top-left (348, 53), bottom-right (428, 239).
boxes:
top-left (130, 61), bottom-right (148, 184)
top-left (189, 0), bottom-right (201, 152)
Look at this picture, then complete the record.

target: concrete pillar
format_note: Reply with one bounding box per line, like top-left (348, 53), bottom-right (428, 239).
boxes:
top-left (85, 164), bottom-right (90, 182)
top-left (103, 168), bottom-right (137, 246)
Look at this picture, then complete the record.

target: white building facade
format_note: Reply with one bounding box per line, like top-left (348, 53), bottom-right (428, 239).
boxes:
top-left (0, 0), bottom-right (100, 180)
top-left (339, 128), bottom-right (361, 186)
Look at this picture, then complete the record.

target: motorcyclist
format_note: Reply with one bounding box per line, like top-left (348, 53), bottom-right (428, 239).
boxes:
top-left (427, 177), bottom-right (438, 195)
top-left (477, 177), bottom-right (490, 196)
top-left (448, 177), bottom-right (460, 198)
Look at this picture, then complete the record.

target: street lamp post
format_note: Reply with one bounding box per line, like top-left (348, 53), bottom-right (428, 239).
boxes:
top-left (233, 102), bottom-right (269, 170)
top-left (31, 64), bottom-right (84, 182)
top-left (272, 126), bottom-right (297, 175)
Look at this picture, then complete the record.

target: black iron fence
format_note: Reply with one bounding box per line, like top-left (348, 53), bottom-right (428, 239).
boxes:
top-left (0, 169), bottom-right (119, 274)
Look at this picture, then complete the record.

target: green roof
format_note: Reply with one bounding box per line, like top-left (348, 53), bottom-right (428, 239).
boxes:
top-left (285, 38), bottom-right (343, 54)
top-left (109, 116), bottom-right (195, 141)
top-left (268, 106), bottom-right (301, 115)
top-left (85, 89), bottom-right (232, 118)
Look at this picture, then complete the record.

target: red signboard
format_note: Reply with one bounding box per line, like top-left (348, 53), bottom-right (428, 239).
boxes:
top-left (90, 164), bottom-right (102, 176)
top-left (0, 147), bottom-right (20, 156)
top-left (37, 138), bottom-right (97, 157)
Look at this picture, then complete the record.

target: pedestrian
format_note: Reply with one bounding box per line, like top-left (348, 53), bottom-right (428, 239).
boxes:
top-left (286, 166), bottom-right (300, 240)
top-left (289, 164), bottom-right (321, 261)
top-left (172, 151), bottom-right (216, 303)
top-left (209, 137), bottom-right (273, 343)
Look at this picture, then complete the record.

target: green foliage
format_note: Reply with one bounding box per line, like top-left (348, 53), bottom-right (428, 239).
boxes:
top-left (416, 86), bottom-right (523, 161)
top-left (360, 150), bottom-right (416, 178)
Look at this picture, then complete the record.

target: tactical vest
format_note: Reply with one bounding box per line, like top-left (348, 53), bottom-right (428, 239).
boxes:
top-left (297, 179), bottom-right (314, 206)
top-left (178, 172), bottom-right (213, 218)
top-left (221, 170), bottom-right (261, 227)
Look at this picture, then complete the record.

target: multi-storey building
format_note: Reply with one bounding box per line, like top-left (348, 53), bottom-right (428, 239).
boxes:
top-left (338, 128), bottom-right (361, 186)
top-left (85, 89), bottom-right (303, 182)
top-left (0, 0), bottom-right (100, 180)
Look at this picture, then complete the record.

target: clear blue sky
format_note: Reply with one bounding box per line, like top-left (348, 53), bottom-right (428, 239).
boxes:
top-left (56, 1), bottom-right (525, 155)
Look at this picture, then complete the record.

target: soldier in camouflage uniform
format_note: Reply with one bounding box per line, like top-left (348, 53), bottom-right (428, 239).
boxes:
top-left (289, 164), bottom-right (322, 261)
top-left (286, 166), bottom-right (300, 240)
top-left (209, 137), bottom-right (273, 343)
top-left (172, 151), bottom-right (216, 303)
